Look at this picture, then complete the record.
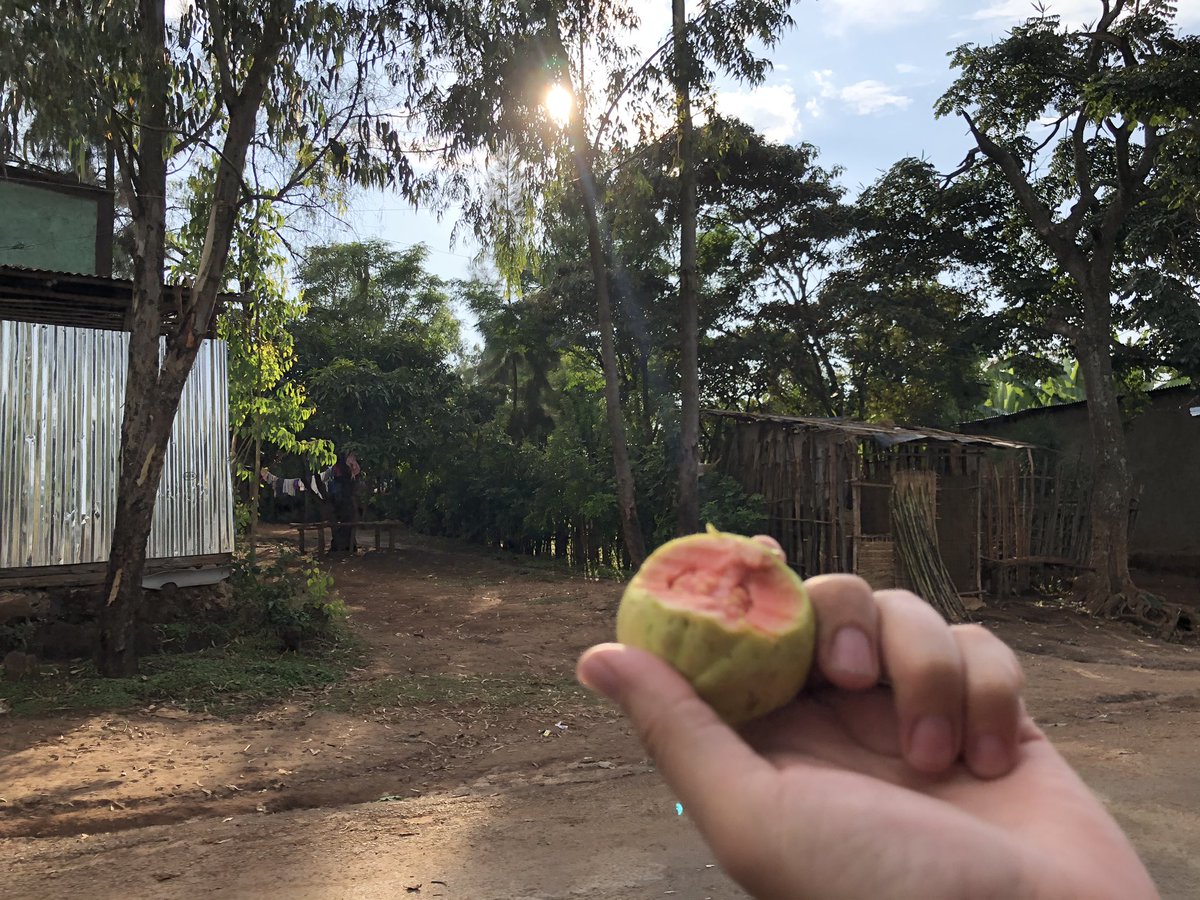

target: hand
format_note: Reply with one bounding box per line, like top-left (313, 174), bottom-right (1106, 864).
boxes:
top-left (576, 548), bottom-right (1158, 899)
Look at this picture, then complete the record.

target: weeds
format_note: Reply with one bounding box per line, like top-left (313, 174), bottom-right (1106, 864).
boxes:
top-left (326, 672), bottom-right (592, 712)
top-left (0, 636), bottom-right (358, 716)
top-left (230, 550), bottom-right (348, 649)
top-left (0, 551), bottom-right (356, 717)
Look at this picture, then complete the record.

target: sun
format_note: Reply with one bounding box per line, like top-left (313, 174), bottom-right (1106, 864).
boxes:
top-left (544, 83), bottom-right (573, 128)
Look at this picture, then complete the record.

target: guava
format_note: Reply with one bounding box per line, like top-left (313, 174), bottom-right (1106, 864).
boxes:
top-left (616, 525), bottom-right (816, 725)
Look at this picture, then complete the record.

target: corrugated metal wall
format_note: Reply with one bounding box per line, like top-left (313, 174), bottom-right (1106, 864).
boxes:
top-left (0, 320), bottom-right (235, 568)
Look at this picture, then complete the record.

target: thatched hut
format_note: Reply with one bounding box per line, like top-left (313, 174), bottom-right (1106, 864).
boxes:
top-left (703, 410), bottom-right (1041, 614)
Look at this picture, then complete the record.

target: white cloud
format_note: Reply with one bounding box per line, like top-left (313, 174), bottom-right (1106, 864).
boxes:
top-left (715, 83), bottom-right (801, 143)
top-left (822, 0), bottom-right (940, 33)
top-left (838, 80), bottom-right (913, 115)
top-left (971, 0), bottom-right (1198, 31)
top-left (632, 5), bottom-right (673, 57)
top-left (805, 97), bottom-right (824, 118)
top-left (895, 63), bottom-right (921, 74)
top-left (812, 69), bottom-right (837, 98)
top-left (971, 0), bottom-right (1109, 24)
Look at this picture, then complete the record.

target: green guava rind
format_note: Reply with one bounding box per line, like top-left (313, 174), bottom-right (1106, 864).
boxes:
top-left (615, 531), bottom-right (816, 725)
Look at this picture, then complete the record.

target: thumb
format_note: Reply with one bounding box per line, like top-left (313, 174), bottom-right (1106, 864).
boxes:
top-left (576, 644), bottom-right (773, 830)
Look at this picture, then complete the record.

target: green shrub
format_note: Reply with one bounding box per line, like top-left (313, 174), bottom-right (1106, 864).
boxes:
top-left (0, 619), bottom-right (38, 654)
top-left (230, 551), bottom-right (346, 649)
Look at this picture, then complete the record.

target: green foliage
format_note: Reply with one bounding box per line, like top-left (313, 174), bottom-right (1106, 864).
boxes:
top-left (230, 551), bottom-right (347, 648)
top-left (0, 619), bottom-right (38, 654)
top-left (699, 472), bottom-right (768, 537)
top-left (982, 357), bottom-right (1087, 415)
top-left (171, 168), bottom-right (333, 478)
top-left (291, 240), bottom-right (463, 479)
top-left (0, 638), bottom-right (350, 717)
top-left (935, 0), bottom-right (1200, 390)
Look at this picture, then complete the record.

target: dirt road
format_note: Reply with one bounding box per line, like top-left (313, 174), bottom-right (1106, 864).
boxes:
top-left (3, 531), bottom-right (1199, 898)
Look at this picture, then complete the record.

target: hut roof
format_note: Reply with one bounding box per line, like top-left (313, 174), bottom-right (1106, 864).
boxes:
top-left (704, 408), bottom-right (1037, 450)
top-left (0, 265), bottom-right (235, 337)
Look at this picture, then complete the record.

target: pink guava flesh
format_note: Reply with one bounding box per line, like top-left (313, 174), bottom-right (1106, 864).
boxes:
top-left (634, 537), bottom-right (801, 633)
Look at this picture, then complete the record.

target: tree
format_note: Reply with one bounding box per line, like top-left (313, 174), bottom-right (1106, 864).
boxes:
top-left (1, 0), bottom-right (430, 674)
top-left (690, 118), bottom-right (854, 416)
top-left (672, 0), bottom-right (702, 535)
top-left (171, 168), bottom-right (334, 561)
top-left (419, 0), bottom-right (651, 565)
top-left (936, 0), bottom-right (1200, 621)
top-left (291, 241), bottom-right (462, 483)
top-left (825, 158), bottom-right (1002, 424)
top-left (658, 1), bottom-right (795, 535)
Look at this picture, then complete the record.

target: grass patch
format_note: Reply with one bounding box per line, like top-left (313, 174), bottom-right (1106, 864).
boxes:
top-left (327, 672), bottom-right (593, 712)
top-left (0, 635), bottom-right (361, 717)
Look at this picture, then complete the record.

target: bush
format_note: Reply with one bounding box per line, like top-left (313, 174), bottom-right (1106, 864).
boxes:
top-left (699, 472), bottom-right (768, 536)
top-left (230, 551), bottom-right (346, 650)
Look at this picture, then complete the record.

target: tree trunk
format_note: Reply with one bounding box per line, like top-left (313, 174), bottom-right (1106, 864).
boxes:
top-left (561, 76), bottom-right (646, 568)
top-left (95, 0), bottom-right (172, 677)
top-left (249, 433), bottom-right (262, 566)
top-left (96, 2), bottom-right (286, 675)
top-left (673, 0), bottom-right (701, 537)
top-left (1074, 328), bottom-right (1135, 612)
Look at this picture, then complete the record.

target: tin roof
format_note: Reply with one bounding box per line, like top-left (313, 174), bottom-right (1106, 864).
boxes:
top-left (960, 381), bottom-right (1196, 427)
top-left (704, 408), bottom-right (1037, 450)
top-left (0, 265), bottom-right (234, 337)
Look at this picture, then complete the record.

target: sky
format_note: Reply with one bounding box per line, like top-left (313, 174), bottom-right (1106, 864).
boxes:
top-left (344, 0), bottom-right (1200, 288)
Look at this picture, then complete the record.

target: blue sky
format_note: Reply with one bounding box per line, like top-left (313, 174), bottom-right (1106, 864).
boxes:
top-left (345, 0), bottom-right (1200, 288)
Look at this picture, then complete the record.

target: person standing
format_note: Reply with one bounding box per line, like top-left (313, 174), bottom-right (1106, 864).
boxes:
top-left (329, 451), bottom-right (361, 552)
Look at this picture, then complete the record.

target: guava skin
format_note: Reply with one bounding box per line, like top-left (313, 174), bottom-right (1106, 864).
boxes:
top-left (616, 528), bottom-right (816, 725)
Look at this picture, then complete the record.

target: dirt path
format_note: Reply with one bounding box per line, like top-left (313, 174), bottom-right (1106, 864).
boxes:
top-left (3, 530), bottom-right (1200, 898)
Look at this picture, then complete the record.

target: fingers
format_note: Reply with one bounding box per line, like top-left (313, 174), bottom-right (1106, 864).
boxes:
top-left (575, 643), bottom-right (774, 829)
top-left (952, 624), bottom-right (1025, 779)
top-left (874, 589), bottom-right (966, 774)
top-left (803, 574), bottom-right (881, 690)
top-left (802, 578), bottom-right (1026, 779)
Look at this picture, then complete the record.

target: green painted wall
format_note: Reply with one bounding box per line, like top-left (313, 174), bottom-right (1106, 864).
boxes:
top-left (0, 181), bottom-right (100, 275)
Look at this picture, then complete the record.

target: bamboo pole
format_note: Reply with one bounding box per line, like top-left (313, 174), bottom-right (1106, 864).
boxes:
top-left (890, 470), bottom-right (969, 622)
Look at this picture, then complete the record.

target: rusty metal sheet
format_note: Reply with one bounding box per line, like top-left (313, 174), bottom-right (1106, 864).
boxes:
top-left (0, 320), bottom-right (234, 568)
top-left (703, 408), bottom-right (1038, 450)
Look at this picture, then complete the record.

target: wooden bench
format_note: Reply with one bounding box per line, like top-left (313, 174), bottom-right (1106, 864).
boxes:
top-left (290, 520), bottom-right (405, 553)
top-left (291, 521), bottom-right (336, 554)
top-left (359, 520), bottom-right (405, 550)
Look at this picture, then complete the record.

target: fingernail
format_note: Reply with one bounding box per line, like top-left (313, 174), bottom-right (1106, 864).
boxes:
top-left (909, 715), bottom-right (955, 772)
top-left (829, 627), bottom-right (875, 679)
top-left (971, 734), bottom-right (1010, 778)
top-left (577, 654), bottom-right (621, 701)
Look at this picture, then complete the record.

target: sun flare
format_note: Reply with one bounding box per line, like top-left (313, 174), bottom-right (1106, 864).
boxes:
top-left (544, 83), bottom-right (573, 127)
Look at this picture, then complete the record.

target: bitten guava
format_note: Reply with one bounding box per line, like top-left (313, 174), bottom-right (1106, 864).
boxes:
top-left (616, 525), bottom-right (816, 725)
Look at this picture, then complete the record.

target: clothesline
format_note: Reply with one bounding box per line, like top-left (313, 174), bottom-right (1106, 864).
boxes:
top-left (261, 468), bottom-right (331, 498)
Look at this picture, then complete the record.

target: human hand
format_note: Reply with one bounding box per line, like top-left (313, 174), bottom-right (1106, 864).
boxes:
top-left (576, 545), bottom-right (1158, 899)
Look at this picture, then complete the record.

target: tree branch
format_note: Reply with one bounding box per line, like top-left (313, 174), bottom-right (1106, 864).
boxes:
top-left (201, 0), bottom-right (239, 108)
top-left (1063, 113), bottom-right (1097, 236)
top-left (959, 111), bottom-right (1083, 276)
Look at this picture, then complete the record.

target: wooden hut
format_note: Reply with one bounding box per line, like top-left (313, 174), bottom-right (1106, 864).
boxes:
top-left (703, 410), bottom-right (1038, 608)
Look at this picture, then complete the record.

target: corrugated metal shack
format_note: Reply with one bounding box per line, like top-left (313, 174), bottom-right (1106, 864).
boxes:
top-left (703, 409), bottom-right (1038, 601)
top-left (0, 265), bottom-right (236, 588)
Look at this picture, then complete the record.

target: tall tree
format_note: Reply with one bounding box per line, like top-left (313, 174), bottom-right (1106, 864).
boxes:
top-left (672, 0), bottom-right (701, 535)
top-left (690, 118), bottom-right (854, 416)
top-left (291, 241), bottom-right (462, 480)
top-left (421, 0), bottom-right (650, 565)
top-left (936, 0), bottom-right (1200, 619)
top-left (660, 0), bottom-right (794, 534)
top-left (1, 0), bottom-right (430, 673)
